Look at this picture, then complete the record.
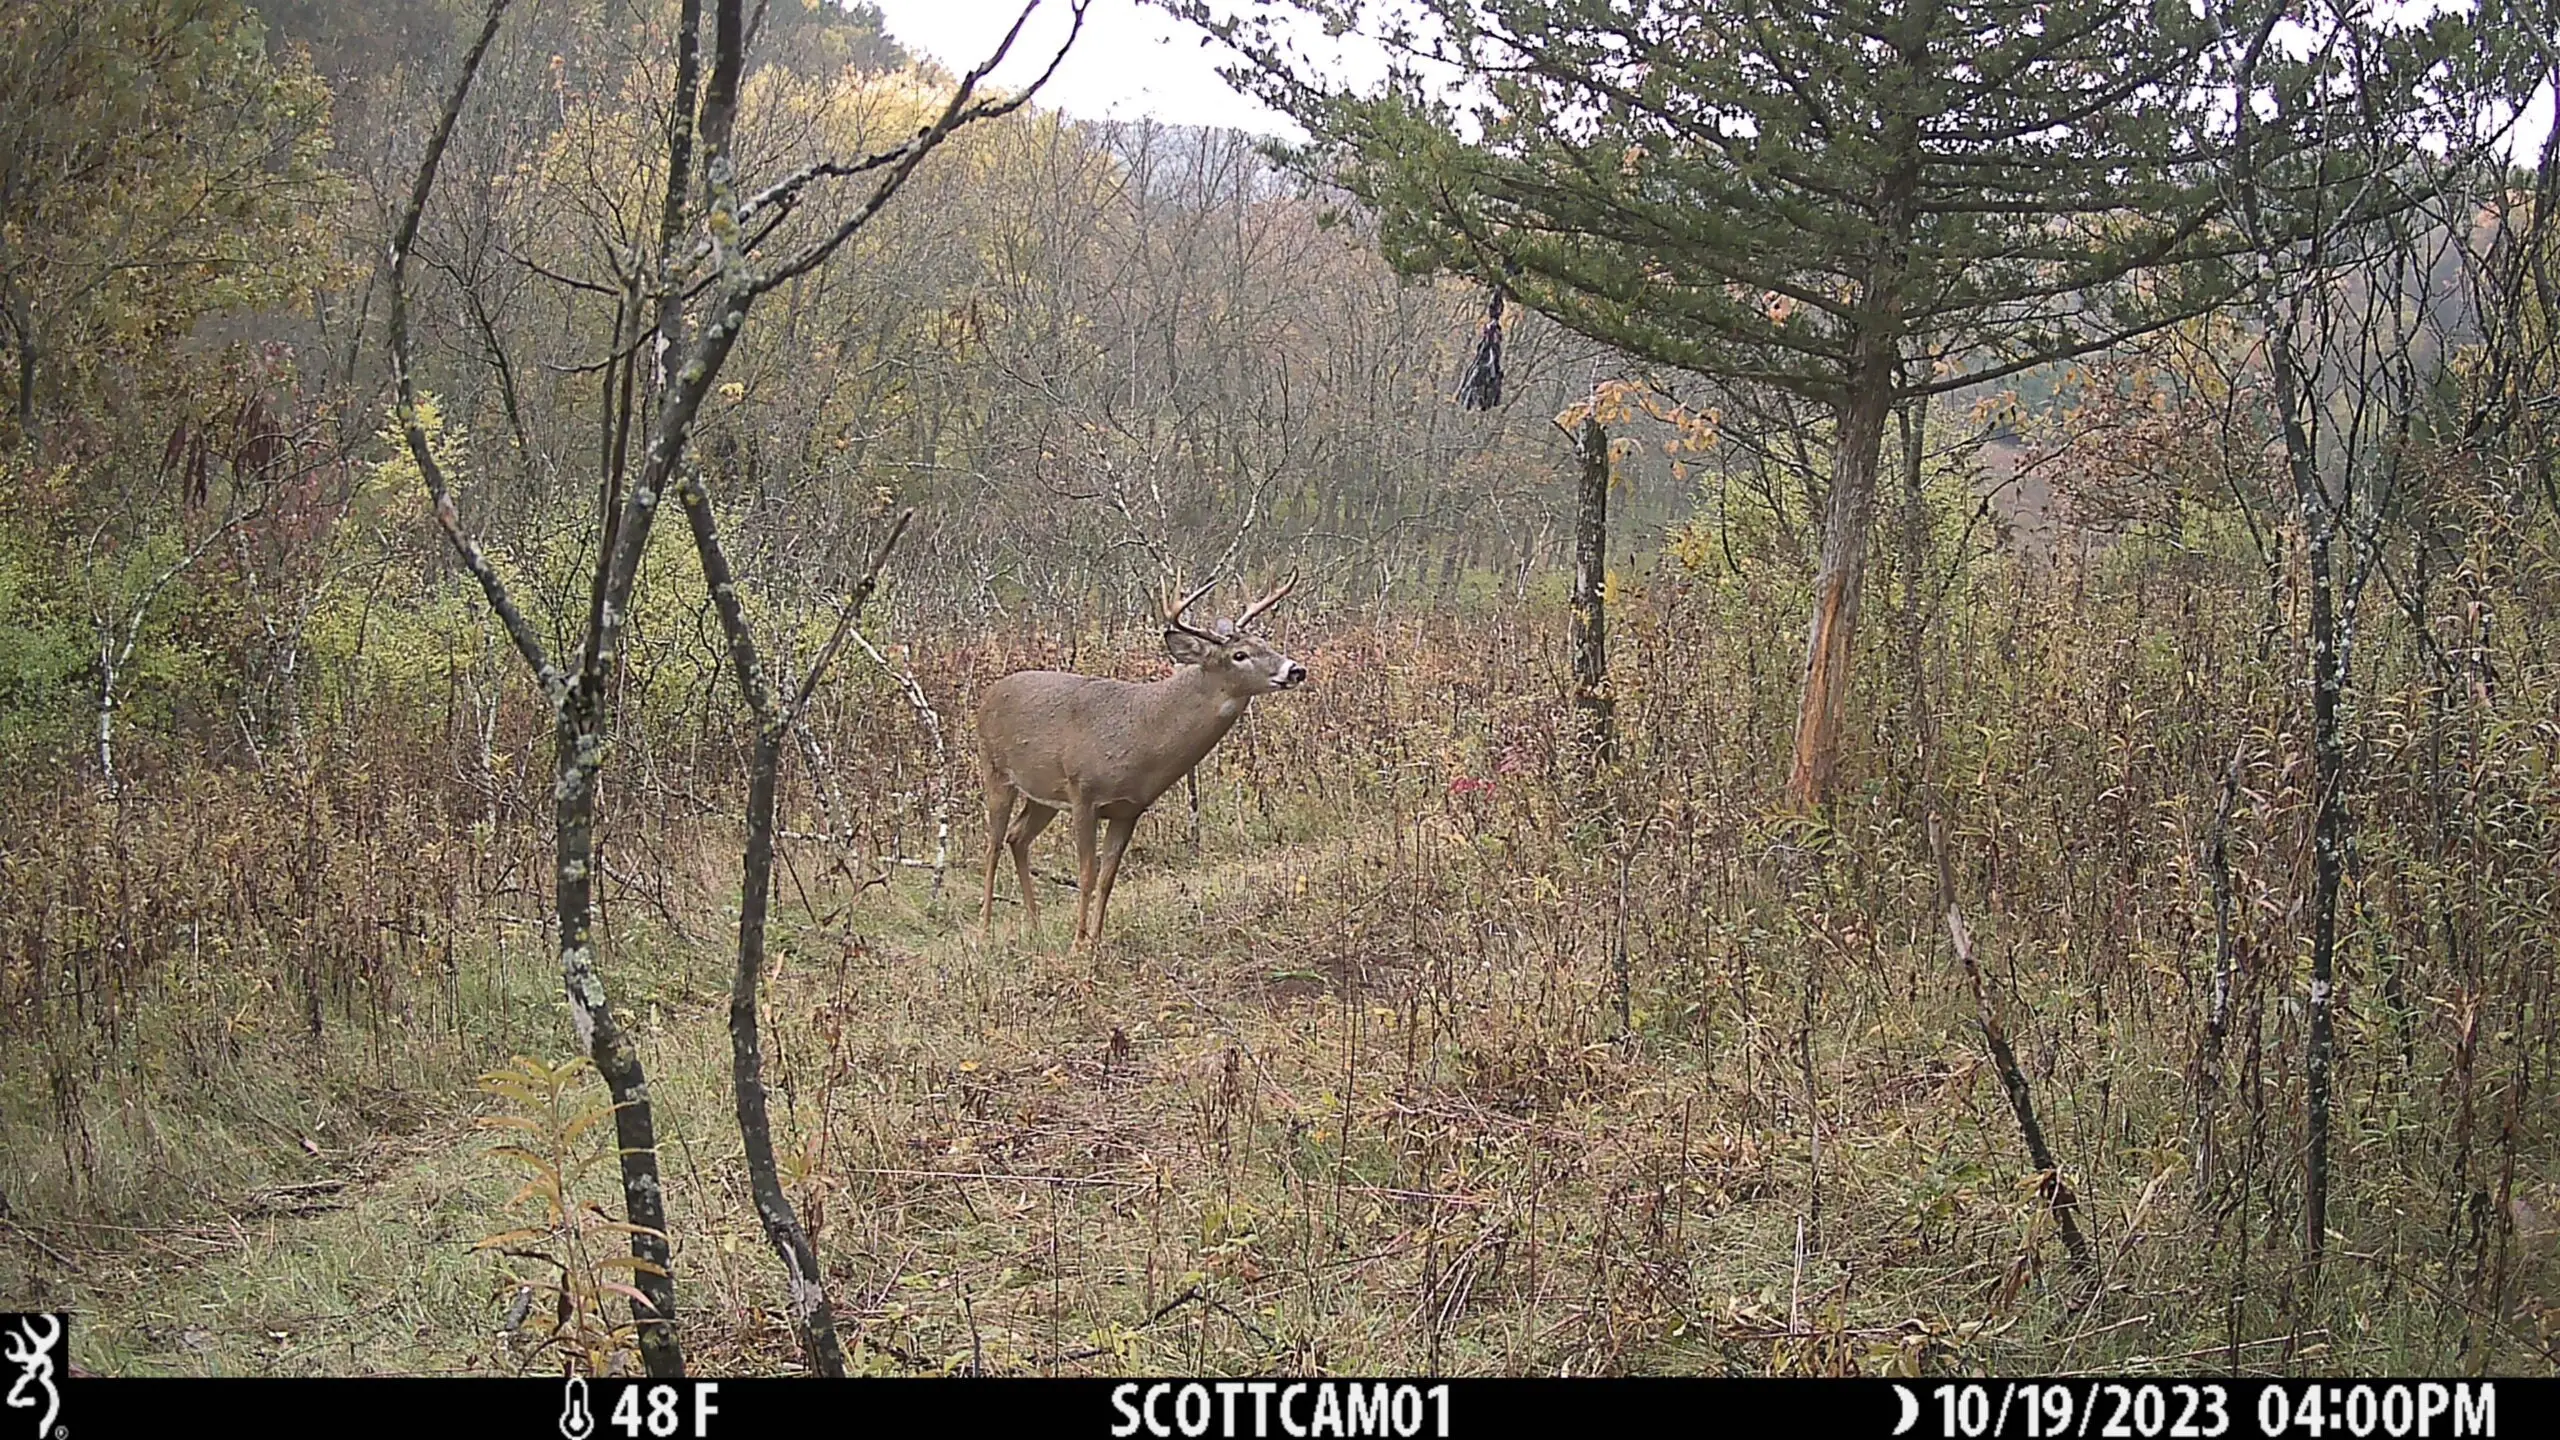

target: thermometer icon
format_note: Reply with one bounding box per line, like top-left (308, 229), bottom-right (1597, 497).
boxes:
top-left (559, 1374), bottom-right (595, 1440)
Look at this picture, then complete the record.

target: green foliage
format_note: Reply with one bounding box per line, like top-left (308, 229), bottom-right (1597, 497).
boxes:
top-left (0, 509), bottom-right (89, 763)
top-left (0, 0), bottom-right (342, 770)
top-left (1226, 0), bottom-right (2300, 401)
top-left (473, 1054), bottom-right (663, 1377)
top-left (0, 0), bottom-right (339, 430)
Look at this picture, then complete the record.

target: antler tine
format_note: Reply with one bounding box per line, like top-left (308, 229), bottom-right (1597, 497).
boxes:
top-left (1162, 576), bottom-right (1225, 639)
top-left (1233, 570), bottom-right (1299, 630)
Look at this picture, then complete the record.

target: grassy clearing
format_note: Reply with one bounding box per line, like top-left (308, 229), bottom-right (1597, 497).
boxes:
top-left (6, 593), bottom-right (2559, 1376)
top-left (9, 806), bottom-right (2537, 1378)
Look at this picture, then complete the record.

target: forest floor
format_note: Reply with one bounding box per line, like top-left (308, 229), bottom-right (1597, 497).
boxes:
top-left (10, 791), bottom-right (2552, 1376)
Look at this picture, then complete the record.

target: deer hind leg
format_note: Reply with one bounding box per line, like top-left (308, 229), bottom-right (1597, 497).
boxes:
top-left (1007, 801), bottom-right (1058, 933)
top-left (981, 776), bottom-right (1019, 933)
top-left (1087, 812), bottom-right (1139, 946)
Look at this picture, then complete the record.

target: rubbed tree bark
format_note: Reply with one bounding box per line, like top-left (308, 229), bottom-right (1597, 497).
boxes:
top-left (1788, 386), bottom-right (1885, 807)
top-left (1787, 124), bottom-right (1917, 807)
top-left (1569, 413), bottom-right (1613, 777)
top-left (1788, 341), bottom-right (1903, 809)
top-left (683, 482), bottom-right (909, 1378)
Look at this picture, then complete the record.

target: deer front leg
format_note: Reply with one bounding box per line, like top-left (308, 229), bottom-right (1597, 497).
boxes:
top-left (1070, 796), bottom-right (1101, 947)
top-left (981, 779), bottom-right (1018, 934)
top-left (1088, 811), bottom-right (1140, 945)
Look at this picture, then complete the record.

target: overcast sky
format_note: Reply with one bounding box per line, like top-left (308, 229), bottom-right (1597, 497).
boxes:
top-left (866, 0), bottom-right (2551, 164)
top-left (866, 0), bottom-right (1299, 134)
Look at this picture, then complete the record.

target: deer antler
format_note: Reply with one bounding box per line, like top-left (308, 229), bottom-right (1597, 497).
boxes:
top-left (1162, 577), bottom-right (1225, 642)
top-left (1233, 571), bottom-right (1298, 631)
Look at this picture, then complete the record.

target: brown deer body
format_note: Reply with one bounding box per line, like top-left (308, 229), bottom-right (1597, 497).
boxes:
top-left (977, 576), bottom-right (1304, 946)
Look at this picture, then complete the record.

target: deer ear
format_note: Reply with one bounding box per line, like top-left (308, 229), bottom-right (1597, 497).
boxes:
top-left (1162, 628), bottom-right (1212, 665)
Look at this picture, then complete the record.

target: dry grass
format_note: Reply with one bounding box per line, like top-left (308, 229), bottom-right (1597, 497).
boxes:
top-left (6, 554), bottom-right (2559, 1376)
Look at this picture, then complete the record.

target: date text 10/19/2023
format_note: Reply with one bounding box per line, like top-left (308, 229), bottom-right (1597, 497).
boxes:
top-left (1906, 1382), bottom-right (2498, 1439)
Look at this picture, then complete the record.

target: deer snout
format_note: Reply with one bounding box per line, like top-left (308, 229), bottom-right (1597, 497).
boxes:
top-left (1275, 658), bottom-right (1308, 689)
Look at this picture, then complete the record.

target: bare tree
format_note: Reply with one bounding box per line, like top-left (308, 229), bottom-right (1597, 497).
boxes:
top-left (390, 0), bottom-right (1087, 1375)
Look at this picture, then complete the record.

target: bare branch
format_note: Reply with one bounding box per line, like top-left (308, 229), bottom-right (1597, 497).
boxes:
top-left (384, 0), bottom-right (562, 708)
top-left (791, 507), bottom-right (916, 719)
top-left (757, 0), bottom-right (1090, 293)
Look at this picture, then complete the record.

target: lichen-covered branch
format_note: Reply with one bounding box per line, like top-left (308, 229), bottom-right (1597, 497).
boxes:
top-left (387, 0), bottom-right (687, 1377)
top-left (681, 484), bottom-right (910, 1377)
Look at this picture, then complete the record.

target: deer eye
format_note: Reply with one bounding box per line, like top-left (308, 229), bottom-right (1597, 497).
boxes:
top-left (1230, 650), bottom-right (1250, 663)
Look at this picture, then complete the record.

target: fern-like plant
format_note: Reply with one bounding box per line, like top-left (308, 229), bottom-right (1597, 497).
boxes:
top-left (473, 1054), bottom-right (667, 1376)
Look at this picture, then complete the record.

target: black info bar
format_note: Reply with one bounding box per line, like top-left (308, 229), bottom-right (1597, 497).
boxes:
top-left (43, 1375), bottom-right (2552, 1440)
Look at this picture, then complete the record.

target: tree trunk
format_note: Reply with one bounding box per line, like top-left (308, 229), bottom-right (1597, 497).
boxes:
top-left (653, 0), bottom-right (705, 394)
top-left (553, 697), bottom-right (686, 1377)
top-left (2302, 484), bottom-right (2341, 1296)
top-left (684, 492), bottom-right (850, 1377)
top-left (390, 0), bottom-right (1049, 1378)
top-left (1786, 45), bottom-right (1922, 807)
top-left (1786, 371), bottom-right (1895, 807)
top-left (94, 663), bottom-right (118, 788)
top-left (1893, 393), bottom-right (1931, 789)
top-left (680, 485), bottom-right (908, 1379)
top-left (730, 717), bottom-right (848, 1375)
top-left (1570, 413), bottom-right (1613, 778)
top-left (2262, 284), bottom-right (2342, 1295)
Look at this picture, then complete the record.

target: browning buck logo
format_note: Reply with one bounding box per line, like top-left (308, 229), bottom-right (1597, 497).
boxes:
top-left (1, 1314), bottom-right (61, 1440)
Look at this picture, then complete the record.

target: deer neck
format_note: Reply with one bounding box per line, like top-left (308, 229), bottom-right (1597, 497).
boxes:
top-left (1142, 663), bottom-right (1251, 775)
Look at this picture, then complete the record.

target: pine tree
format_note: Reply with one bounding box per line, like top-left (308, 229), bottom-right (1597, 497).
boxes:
top-left (1206, 0), bottom-right (2476, 803)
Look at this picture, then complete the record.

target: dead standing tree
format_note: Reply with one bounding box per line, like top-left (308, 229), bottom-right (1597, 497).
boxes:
top-left (2218, 0), bottom-right (2526, 1302)
top-left (391, 0), bottom-right (1086, 1376)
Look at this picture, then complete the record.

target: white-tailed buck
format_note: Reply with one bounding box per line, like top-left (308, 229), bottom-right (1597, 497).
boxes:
top-left (977, 574), bottom-right (1306, 946)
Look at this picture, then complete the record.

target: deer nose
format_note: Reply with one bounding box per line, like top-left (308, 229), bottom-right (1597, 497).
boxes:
top-left (1280, 660), bottom-right (1308, 687)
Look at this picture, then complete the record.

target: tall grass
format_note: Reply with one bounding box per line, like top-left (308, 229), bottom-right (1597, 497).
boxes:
top-left (3, 495), bottom-right (2556, 1374)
